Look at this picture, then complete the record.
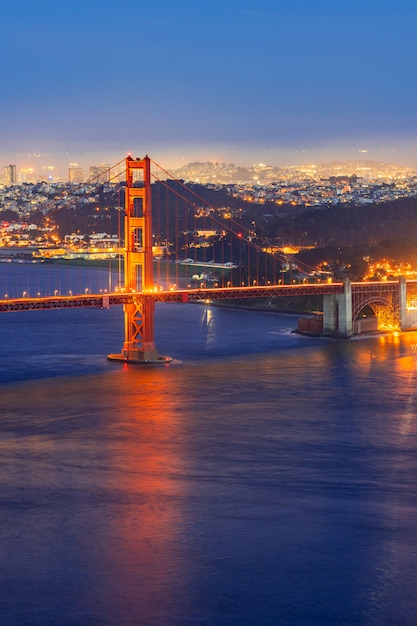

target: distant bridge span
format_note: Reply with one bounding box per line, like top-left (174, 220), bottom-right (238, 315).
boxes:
top-left (1, 279), bottom-right (417, 338)
top-left (0, 282), bottom-right (346, 312)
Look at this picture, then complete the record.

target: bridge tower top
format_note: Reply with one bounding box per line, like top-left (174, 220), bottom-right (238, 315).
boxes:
top-left (124, 155), bottom-right (154, 292)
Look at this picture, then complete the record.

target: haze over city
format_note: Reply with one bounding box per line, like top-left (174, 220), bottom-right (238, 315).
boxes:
top-left (1, 0), bottom-right (417, 177)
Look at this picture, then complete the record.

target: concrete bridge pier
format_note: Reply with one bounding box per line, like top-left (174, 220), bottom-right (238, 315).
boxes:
top-left (323, 279), bottom-right (353, 338)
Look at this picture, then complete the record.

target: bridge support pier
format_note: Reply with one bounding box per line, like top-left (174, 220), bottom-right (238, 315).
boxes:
top-left (323, 279), bottom-right (353, 338)
top-left (108, 295), bottom-right (166, 364)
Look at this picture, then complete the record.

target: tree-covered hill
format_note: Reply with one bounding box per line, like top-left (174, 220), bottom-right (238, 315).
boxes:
top-left (270, 197), bottom-right (417, 247)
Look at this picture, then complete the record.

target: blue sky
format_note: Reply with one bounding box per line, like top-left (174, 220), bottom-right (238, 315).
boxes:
top-left (1, 0), bottom-right (417, 175)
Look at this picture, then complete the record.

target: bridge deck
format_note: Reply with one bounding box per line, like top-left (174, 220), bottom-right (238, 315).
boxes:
top-left (0, 283), bottom-right (345, 312)
top-left (0, 280), bottom-right (416, 313)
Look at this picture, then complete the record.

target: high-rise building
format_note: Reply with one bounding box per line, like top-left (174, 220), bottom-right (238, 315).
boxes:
top-left (68, 163), bottom-right (84, 184)
top-left (89, 163), bottom-right (111, 183)
top-left (3, 164), bottom-right (17, 186)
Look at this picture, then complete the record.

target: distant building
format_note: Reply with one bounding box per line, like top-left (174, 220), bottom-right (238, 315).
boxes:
top-left (3, 164), bottom-right (17, 185)
top-left (89, 163), bottom-right (110, 183)
top-left (19, 168), bottom-right (35, 184)
top-left (42, 165), bottom-right (54, 182)
top-left (68, 163), bottom-right (84, 184)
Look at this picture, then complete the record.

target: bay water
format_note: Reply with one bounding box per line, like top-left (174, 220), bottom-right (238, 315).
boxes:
top-left (1, 265), bottom-right (417, 625)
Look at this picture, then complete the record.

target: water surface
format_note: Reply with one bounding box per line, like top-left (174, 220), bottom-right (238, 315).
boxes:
top-left (1, 267), bottom-right (417, 625)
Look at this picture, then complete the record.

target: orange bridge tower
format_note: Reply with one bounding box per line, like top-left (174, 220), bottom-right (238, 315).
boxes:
top-left (108, 156), bottom-right (170, 364)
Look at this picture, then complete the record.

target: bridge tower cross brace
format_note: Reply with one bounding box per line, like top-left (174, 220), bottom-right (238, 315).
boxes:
top-left (108, 155), bottom-right (161, 364)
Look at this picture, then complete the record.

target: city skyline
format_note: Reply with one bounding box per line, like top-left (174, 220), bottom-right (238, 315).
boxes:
top-left (3, 150), bottom-right (417, 185)
top-left (1, 0), bottom-right (417, 174)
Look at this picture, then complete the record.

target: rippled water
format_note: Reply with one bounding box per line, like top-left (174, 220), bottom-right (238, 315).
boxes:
top-left (1, 267), bottom-right (417, 625)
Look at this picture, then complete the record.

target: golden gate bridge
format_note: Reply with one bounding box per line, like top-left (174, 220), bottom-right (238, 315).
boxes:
top-left (1, 155), bottom-right (417, 364)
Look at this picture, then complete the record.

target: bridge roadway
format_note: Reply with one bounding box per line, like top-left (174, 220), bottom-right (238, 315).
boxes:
top-left (0, 283), bottom-right (346, 312)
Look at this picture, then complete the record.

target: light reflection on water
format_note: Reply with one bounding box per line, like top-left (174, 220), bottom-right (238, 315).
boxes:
top-left (1, 274), bottom-right (417, 623)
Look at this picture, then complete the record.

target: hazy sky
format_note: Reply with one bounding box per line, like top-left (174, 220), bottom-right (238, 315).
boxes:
top-left (1, 0), bottom-right (417, 175)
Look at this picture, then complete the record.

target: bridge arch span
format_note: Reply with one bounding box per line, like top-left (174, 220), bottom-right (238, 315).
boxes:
top-left (352, 295), bottom-right (391, 321)
top-left (352, 281), bottom-right (403, 331)
top-left (323, 279), bottom-right (406, 337)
